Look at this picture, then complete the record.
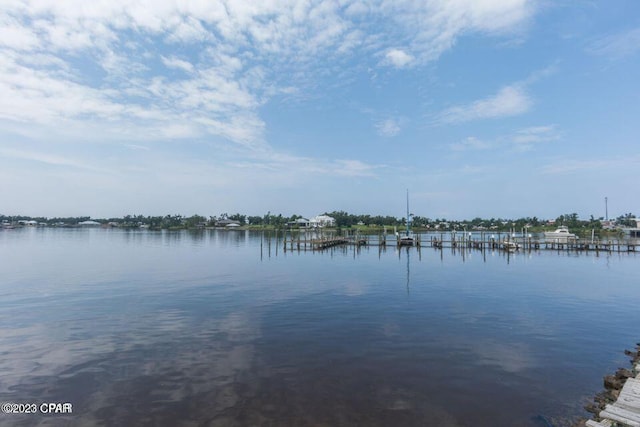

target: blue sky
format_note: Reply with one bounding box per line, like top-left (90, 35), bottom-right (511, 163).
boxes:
top-left (1, 0), bottom-right (638, 220)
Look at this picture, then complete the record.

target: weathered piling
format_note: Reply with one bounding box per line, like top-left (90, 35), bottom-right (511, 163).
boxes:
top-left (268, 231), bottom-right (638, 255)
top-left (311, 237), bottom-right (349, 250)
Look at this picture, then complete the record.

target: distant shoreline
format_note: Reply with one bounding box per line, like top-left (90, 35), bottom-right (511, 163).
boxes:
top-left (2, 212), bottom-right (637, 239)
top-left (1, 222), bottom-right (633, 241)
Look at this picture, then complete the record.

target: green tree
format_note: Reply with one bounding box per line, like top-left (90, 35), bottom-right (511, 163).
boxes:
top-left (616, 213), bottom-right (637, 227)
top-left (228, 213), bottom-right (246, 224)
top-left (247, 216), bottom-right (263, 225)
top-left (184, 215), bottom-right (206, 228)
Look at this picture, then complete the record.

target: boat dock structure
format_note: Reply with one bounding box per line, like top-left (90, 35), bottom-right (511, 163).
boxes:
top-left (584, 344), bottom-right (640, 427)
top-left (262, 230), bottom-right (638, 254)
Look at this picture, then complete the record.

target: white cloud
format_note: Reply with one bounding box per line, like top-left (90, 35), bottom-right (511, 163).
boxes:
top-left (0, 44), bottom-right (265, 147)
top-left (436, 85), bottom-right (532, 124)
top-left (375, 118), bottom-right (401, 137)
top-left (378, 0), bottom-right (534, 63)
top-left (382, 49), bottom-right (414, 68)
top-left (0, 0), bottom-right (536, 171)
top-left (457, 0), bottom-right (533, 33)
top-left (344, 2), bottom-right (370, 17)
top-left (161, 56), bottom-right (194, 73)
top-left (165, 16), bottom-right (210, 44)
top-left (0, 1), bottom-right (573, 219)
top-left (0, 17), bottom-right (41, 50)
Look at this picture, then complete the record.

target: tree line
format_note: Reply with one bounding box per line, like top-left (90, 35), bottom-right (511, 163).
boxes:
top-left (1, 211), bottom-right (637, 230)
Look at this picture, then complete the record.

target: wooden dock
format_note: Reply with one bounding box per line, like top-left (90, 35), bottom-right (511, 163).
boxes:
top-left (263, 231), bottom-right (638, 255)
top-left (586, 373), bottom-right (640, 426)
top-left (585, 346), bottom-right (640, 427)
top-left (431, 239), bottom-right (638, 252)
top-left (277, 233), bottom-right (423, 251)
top-left (310, 237), bottom-right (349, 250)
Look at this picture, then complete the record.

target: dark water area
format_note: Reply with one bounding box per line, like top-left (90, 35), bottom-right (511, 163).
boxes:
top-left (0, 228), bottom-right (638, 426)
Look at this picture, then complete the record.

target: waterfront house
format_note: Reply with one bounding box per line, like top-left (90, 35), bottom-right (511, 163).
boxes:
top-left (600, 220), bottom-right (616, 230)
top-left (622, 219), bottom-right (640, 239)
top-left (287, 218), bottom-right (311, 228)
top-left (624, 228), bottom-right (640, 239)
top-left (310, 215), bottom-right (336, 228)
top-left (215, 219), bottom-right (241, 227)
top-left (78, 220), bottom-right (101, 227)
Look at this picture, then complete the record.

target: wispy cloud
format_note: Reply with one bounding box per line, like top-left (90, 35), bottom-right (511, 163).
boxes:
top-left (541, 156), bottom-right (640, 175)
top-left (458, 164), bottom-right (492, 175)
top-left (161, 56), bottom-right (194, 73)
top-left (124, 144), bottom-right (150, 151)
top-left (0, 148), bottom-right (108, 173)
top-left (378, 0), bottom-right (535, 63)
top-left (0, 48), bottom-right (265, 148)
top-left (0, 0), bottom-right (537, 218)
top-left (450, 136), bottom-right (492, 151)
top-left (587, 27), bottom-right (640, 59)
top-left (511, 125), bottom-right (559, 150)
top-left (231, 152), bottom-right (383, 179)
top-left (450, 125), bottom-right (559, 152)
top-left (332, 159), bottom-right (380, 177)
top-left (375, 118), bottom-right (402, 137)
top-left (436, 85), bottom-right (532, 124)
top-left (0, 17), bottom-right (41, 51)
top-left (0, 0), bottom-right (535, 151)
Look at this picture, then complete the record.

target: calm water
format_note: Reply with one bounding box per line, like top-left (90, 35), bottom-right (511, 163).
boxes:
top-left (1, 228), bottom-right (638, 426)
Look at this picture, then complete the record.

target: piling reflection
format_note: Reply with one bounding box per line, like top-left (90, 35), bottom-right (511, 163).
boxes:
top-left (263, 229), bottom-right (636, 267)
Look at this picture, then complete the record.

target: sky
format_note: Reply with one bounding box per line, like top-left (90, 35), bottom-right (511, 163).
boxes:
top-left (1, 0), bottom-right (638, 220)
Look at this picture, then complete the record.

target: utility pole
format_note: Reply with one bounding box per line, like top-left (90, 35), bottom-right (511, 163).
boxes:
top-left (605, 197), bottom-right (608, 221)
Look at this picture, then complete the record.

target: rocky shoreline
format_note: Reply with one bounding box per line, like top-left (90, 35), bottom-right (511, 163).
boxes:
top-left (572, 342), bottom-right (640, 427)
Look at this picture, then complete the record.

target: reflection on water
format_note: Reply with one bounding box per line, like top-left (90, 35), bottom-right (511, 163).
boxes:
top-left (0, 228), bottom-right (638, 426)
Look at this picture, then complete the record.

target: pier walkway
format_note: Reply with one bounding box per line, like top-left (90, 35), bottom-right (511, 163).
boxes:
top-left (587, 361), bottom-right (640, 427)
top-left (273, 231), bottom-right (638, 253)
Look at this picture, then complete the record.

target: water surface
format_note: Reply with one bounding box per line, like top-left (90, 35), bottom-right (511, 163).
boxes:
top-left (0, 228), bottom-right (638, 426)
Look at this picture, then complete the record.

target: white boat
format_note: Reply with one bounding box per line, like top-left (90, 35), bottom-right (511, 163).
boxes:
top-left (544, 226), bottom-right (577, 243)
top-left (502, 240), bottom-right (519, 252)
top-left (398, 190), bottom-right (415, 246)
top-left (399, 234), bottom-right (415, 246)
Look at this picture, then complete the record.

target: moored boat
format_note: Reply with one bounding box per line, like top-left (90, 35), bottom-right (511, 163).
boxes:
top-left (502, 240), bottom-right (519, 252)
top-left (398, 190), bottom-right (415, 246)
top-left (544, 226), bottom-right (577, 243)
top-left (398, 235), bottom-right (415, 246)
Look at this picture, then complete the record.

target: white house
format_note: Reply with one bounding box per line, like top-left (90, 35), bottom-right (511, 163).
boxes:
top-left (78, 220), bottom-right (101, 227)
top-left (623, 218), bottom-right (640, 239)
top-left (287, 218), bottom-right (311, 228)
top-left (310, 215), bottom-right (336, 228)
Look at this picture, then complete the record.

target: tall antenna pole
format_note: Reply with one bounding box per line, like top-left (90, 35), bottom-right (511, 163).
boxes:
top-left (605, 196), bottom-right (608, 221)
top-left (406, 189), bottom-right (410, 236)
